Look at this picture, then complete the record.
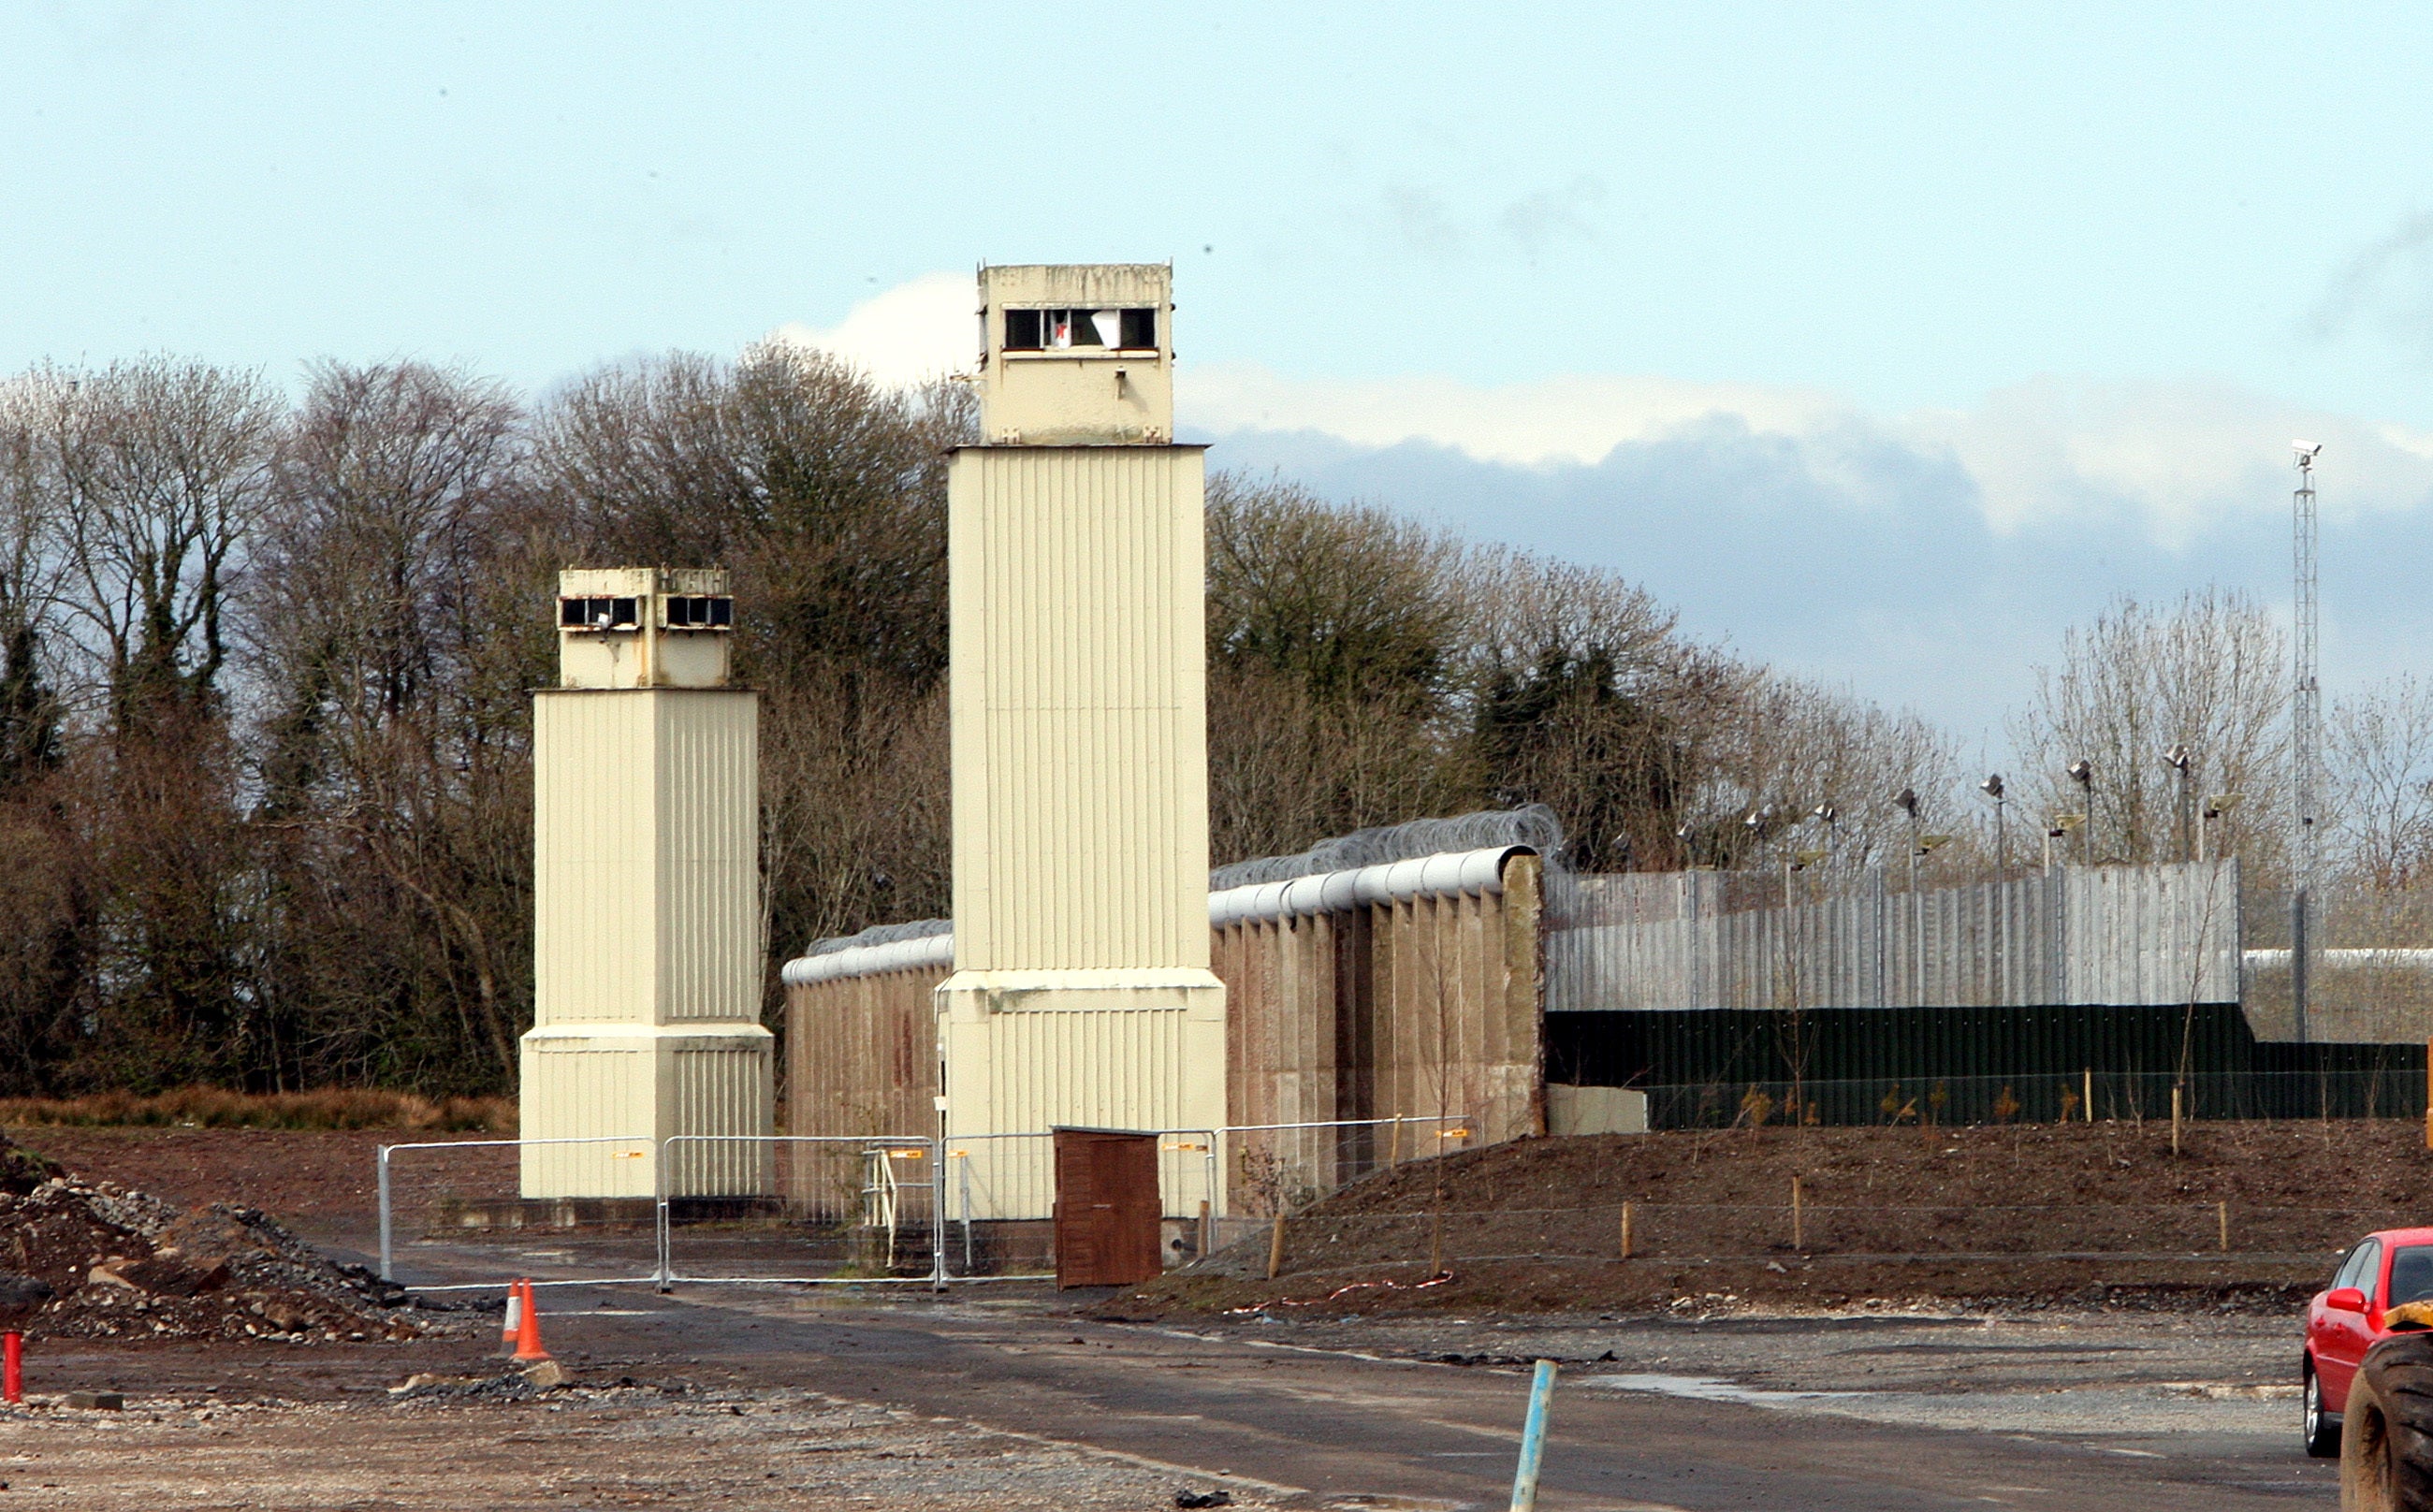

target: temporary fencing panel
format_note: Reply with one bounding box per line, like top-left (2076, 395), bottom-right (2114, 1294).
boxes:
top-left (376, 1137), bottom-right (663, 1289)
top-left (657, 1135), bottom-right (940, 1286)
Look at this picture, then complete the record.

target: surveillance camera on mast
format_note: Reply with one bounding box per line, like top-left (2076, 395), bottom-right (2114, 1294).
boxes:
top-left (2294, 440), bottom-right (2323, 467)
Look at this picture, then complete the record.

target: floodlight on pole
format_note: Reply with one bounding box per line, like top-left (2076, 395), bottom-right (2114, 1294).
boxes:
top-left (1980, 773), bottom-right (2007, 872)
top-left (2199, 791), bottom-right (2243, 865)
top-left (2066, 761), bottom-right (2095, 864)
top-left (1895, 788), bottom-right (1921, 891)
top-left (2163, 744), bottom-right (2193, 863)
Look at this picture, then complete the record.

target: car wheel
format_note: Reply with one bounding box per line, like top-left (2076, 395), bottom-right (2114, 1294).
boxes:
top-left (2306, 1359), bottom-right (2341, 1458)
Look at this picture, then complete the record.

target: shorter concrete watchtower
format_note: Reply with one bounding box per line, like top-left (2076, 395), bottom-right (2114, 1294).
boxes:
top-left (521, 567), bottom-right (772, 1199)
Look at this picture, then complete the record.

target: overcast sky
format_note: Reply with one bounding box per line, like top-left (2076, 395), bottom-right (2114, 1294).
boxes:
top-left (6, 4), bottom-right (2432, 756)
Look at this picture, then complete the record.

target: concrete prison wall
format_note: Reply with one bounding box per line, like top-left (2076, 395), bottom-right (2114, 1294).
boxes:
top-left (780, 848), bottom-right (1546, 1156)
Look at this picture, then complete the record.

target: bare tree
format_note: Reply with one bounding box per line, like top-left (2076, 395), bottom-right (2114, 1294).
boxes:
top-left (2329, 675), bottom-right (2433, 892)
top-left (2008, 589), bottom-right (2288, 870)
top-left (44, 359), bottom-right (280, 734)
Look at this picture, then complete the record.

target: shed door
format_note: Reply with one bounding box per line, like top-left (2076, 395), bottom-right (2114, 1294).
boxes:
top-left (1053, 1129), bottom-right (1162, 1288)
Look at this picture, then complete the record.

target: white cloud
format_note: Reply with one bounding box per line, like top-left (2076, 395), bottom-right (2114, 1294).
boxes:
top-left (1183, 362), bottom-right (1850, 468)
top-left (771, 274), bottom-right (2433, 545)
top-left (1183, 360), bottom-right (2433, 545)
top-left (766, 272), bottom-right (973, 388)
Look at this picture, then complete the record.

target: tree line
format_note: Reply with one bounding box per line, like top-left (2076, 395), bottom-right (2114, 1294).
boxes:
top-left (0, 345), bottom-right (2415, 1096)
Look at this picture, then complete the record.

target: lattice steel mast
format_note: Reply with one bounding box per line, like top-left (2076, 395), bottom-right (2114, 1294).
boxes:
top-left (2292, 442), bottom-right (2323, 1044)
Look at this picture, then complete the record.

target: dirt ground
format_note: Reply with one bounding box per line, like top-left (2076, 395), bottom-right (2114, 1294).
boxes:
top-left (0, 1380), bottom-right (1271, 1511)
top-left (1134, 1119), bottom-right (2433, 1318)
top-left (0, 1121), bottom-right (2366, 1509)
top-left (0, 1127), bottom-right (483, 1247)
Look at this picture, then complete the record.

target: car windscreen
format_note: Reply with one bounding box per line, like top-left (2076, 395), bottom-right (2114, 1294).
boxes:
top-left (2390, 1246), bottom-right (2433, 1307)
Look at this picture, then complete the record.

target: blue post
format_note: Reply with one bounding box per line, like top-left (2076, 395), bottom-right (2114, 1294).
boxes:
top-left (1509, 1358), bottom-right (1557, 1512)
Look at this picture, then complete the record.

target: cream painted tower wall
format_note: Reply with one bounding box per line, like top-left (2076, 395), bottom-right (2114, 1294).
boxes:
top-left (939, 265), bottom-right (1226, 1211)
top-left (521, 568), bottom-right (774, 1198)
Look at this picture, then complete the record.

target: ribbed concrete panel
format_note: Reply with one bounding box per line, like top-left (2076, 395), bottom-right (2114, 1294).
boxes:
top-left (533, 693), bottom-right (658, 1025)
top-left (947, 446), bottom-right (1209, 973)
top-left (518, 1044), bottom-right (655, 1198)
top-left (656, 691), bottom-right (761, 1021)
top-left (526, 684), bottom-right (771, 1198)
top-left (666, 1045), bottom-right (774, 1195)
top-left (1548, 860), bottom-right (2240, 1011)
top-left (789, 968), bottom-right (940, 1140)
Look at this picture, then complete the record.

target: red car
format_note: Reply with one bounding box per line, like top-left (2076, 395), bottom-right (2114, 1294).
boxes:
top-left (2303, 1227), bottom-right (2433, 1456)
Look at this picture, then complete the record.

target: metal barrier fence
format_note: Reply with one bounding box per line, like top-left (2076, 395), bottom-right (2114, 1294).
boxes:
top-left (376, 1136), bottom-right (664, 1290)
top-left (380, 1127), bottom-right (1239, 1288)
top-left (1634, 1068), bottom-right (2432, 1129)
top-left (1219, 1115), bottom-right (1472, 1217)
top-left (658, 1136), bottom-right (942, 1287)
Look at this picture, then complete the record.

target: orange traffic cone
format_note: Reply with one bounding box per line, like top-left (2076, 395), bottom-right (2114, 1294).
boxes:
top-left (511, 1279), bottom-right (550, 1363)
top-left (501, 1281), bottom-right (522, 1351)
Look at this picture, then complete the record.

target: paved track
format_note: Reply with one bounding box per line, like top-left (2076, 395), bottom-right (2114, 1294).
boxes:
top-left (513, 1285), bottom-right (2337, 1511)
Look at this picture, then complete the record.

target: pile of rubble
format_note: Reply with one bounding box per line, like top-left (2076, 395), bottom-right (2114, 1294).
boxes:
top-left (0, 1135), bottom-right (423, 1343)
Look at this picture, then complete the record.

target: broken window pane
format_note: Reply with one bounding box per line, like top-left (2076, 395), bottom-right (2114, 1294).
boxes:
top-left (1119, 308), bottom-right (1156, 348)
top-left (1087, 309), bottom-right (1123, 347)
top-left (610, 598), bottom-right (639, 629)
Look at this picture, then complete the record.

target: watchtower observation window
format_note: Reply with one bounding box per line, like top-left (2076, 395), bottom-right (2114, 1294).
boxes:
top-left (662, 595), bottom-right (733, 630)
top-left (561, 596), bottom-right (640, 631)
top-left (1003, 307), bottom-right (1158, 353)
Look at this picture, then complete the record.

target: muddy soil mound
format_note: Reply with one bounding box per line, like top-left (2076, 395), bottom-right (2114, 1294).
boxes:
top-left (1140, 1119), bottom-right (2433, 1318)
top-left (0, 1140), bottom-right (422, 1343)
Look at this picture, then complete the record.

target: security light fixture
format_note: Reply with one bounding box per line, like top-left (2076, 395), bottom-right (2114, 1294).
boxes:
top-left (2199, 791), bottom-right (2244, 864)
top-left (1980, 774), bottom-right (2004, 801)
top-left (2163, 744), bottom-right (2192, 772)
top-left (2067, 760), bottom-right (2093, 787)
top-left (1812, 802), bottom-right (1837, 824)
top-left (1895, 787), bottom-right (1920, 818)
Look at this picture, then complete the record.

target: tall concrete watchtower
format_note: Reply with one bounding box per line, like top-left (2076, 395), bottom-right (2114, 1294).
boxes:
top-left (938, 265), bottom-right (1226, 1184)
top-left (521, 567), bottom-right (773, 1199)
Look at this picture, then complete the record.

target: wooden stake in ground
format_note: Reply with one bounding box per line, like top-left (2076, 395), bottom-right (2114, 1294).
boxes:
top-left (1620, 1201), bottom-right (1634, 1260)
top-left (2171, 1085), bottom-right (2182, 1156)
top-left (1428, 1209), bottom-right (1445, 1277)
top-left (2084, 1068), bottom-right (2094, 1123)
top-left (1198, 1199), bottom-right (1211, 1259)
top-left (1388, 1117), bottom-right (1402, 1169)
top-left (1791, 1175), bottom-right (1804, 1250)
top-left (2218, 1199), bottom-right (2229, 1253)
top-left (1266, 1212), bottom-right (1287, 1281)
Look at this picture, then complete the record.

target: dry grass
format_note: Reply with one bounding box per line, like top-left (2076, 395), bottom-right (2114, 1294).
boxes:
top-left (0, 1087), bottom-right (514, 1133)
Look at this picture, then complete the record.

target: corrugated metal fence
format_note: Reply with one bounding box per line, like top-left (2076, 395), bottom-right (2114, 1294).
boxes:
top-left (1548, 861), bottom-right (2241, 1013)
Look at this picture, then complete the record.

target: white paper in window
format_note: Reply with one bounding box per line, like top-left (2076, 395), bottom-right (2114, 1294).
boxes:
top-left (1088, 309), bottom-right (1123, 347)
